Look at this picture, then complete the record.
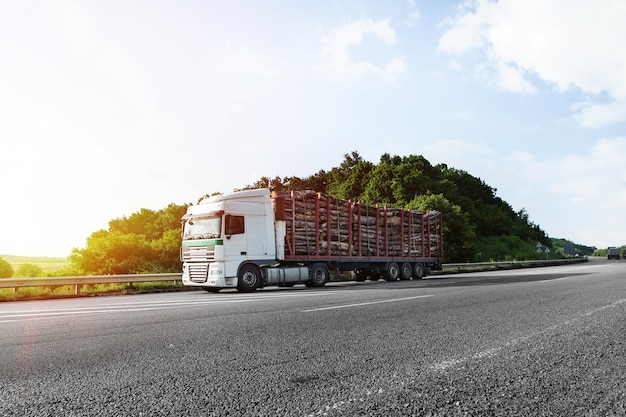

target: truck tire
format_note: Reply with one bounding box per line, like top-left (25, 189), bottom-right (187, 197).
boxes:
top-left (307, 263), bottom-right (329, 287)
top-left (413, 263), bottom-right (425, 280)
top-left (400, 262), bottom-right (412, 280)
top-left (383, 262), bottom-right (400, 281)
top-left (237, 264), bottom-right (261, 292)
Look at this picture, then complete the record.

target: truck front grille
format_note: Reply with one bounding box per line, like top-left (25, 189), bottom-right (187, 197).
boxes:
top-left (182, 246), bottom-right (215, 262)
top-left (189, 263), bottom-right (209, 283)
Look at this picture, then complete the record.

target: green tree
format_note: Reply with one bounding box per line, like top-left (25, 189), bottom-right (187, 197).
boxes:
top-left (150, 229), bottom-right (185, 272)
top-left (14, 263), bottom-right (44, 278)
top-left (326, 151), bottom-right (373, 200)
top-left (408, 193), bottom-right (477, 262)
top-left (390, 154), bottom-right (436, 206)
top-left (361, 153), bottom-right (399, 205)
top-left (69, 203), bottom-right (188, 275)
top-left (70, 230), bottom-right (152, 275)
top-left (0, 257), bottom-right (13, 278)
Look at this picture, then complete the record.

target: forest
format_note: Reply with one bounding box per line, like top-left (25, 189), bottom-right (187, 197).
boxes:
top-left (4, 152), bottom-right (595, 278)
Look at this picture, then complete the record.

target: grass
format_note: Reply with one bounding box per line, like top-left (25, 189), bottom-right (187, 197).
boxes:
top-left (1, 254), bottom-right (193, 302)
top-left (1, 254), bottom-right (70, 274)
top-left (0, 280), bottom-right (190, 302)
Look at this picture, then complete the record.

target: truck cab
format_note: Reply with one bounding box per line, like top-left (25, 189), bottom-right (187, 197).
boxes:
top-left (181, 189), bottom-right (276, 291)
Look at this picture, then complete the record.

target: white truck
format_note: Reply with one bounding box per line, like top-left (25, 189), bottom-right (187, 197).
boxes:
top-left (180, 188), bottom-right (444, 292)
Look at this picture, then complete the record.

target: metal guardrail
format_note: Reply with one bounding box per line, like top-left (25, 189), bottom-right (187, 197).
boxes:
top-left (0, 273), bottom-right (182, 295)
top-left (440, 257), bottom-right (588, 273)
top-left (0, 258), bottom-right (589, 295)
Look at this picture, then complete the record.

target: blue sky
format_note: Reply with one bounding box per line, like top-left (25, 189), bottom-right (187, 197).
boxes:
top-left (2, 0), bottom-right (626, 257)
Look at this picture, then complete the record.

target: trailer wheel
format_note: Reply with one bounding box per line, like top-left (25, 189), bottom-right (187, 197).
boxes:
top-left (413, 263), bottom-right (425, 280)
top-left (237, 264), bottom-right (261, 292)
top-left (383, 262), bottom-right (400, 281)
top-left (400, 263), bottom-right (412, 280)
top-left (307, 263), bottom-right (329, 287)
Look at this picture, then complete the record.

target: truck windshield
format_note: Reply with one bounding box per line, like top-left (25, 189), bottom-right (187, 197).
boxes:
top-left (183, 216), bottom-right (222, 240)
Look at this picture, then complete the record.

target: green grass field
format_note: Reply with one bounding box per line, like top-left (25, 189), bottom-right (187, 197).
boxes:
top-left (0, 254), bottom-right (194, 301)
top-left (1, 254), bottom-right (70, 274)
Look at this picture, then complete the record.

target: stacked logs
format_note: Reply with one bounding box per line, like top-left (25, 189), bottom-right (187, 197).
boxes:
top-left (274, 190), bottom-right (442, 259)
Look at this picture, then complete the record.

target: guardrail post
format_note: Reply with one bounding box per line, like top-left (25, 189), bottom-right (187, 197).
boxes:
top-left (75, 284), bottom-right (81, 296)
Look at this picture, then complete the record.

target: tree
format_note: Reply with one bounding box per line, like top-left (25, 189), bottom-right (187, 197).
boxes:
top-left (408, 193), bottom-right (477, 262)
top-left (0, 257), bottom-right (13, 278)
top-left (326, 151), bottom-right (371, 200)
top-left (69, 204), bottom-right (188, 275)
top-left (326, 152), bottom-right (373, 200)
top-left (361, 153), bottom-right (399, 205)
top-left (14, 263), bottom-right (44, 278)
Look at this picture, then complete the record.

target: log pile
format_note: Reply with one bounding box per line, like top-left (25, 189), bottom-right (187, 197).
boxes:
top-left (273, 190), bottom-right (442, 259)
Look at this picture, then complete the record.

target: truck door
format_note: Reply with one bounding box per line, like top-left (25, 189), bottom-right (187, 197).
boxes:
top-left (224, 214), bottom-right (247, 276)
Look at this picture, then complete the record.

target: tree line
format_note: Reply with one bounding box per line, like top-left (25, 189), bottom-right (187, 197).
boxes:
top-left (241, 151), bottom-right (556, 261)
top-left (0, 151), bottom-right (595, 278)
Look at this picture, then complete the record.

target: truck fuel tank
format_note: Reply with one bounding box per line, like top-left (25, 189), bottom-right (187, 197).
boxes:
top-left (262, 266), bottom-right (309, 286)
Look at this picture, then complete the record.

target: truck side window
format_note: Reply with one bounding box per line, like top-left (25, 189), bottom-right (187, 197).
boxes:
top-left (225, 215), bottom-right (245, 235)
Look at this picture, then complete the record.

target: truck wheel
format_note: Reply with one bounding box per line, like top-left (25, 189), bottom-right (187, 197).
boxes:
top-left (383, 262), bottom-right (400, 281)
top-left (400, 263), bottom-right (412, 280)
top-left (237, 264), bottom-right (261, 292)
top-left (307, 263), bottom-right (329, 287)
top-left (413, 263), bottom-right (425, 280)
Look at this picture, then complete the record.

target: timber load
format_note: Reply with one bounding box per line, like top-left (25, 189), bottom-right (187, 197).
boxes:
top-left (272, 190), bottom-right (443, 260)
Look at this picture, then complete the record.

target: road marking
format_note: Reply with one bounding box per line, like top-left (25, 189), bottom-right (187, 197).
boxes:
top-left (302, 295), bottom-right (433, 312)
top-left (429, 297), bottom-right (626, 372)
top-left (538, 276), bottom-right (570, 283)
top-left (0, 291), bottom-right (346, 323)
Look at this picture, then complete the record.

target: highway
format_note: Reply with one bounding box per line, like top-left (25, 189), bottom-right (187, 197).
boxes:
top-left (1, 257), bottom-right (625, 416)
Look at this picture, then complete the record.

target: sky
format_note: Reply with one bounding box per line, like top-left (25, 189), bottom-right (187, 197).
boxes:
top-left (1, 0), bottom-right (626, 257)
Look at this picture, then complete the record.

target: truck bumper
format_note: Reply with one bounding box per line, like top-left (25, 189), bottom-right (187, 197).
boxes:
top-left (182, 262), bottom-right (237, 288)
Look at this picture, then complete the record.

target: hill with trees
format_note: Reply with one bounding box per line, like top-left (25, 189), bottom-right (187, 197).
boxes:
top-left (241, 152), bottom-right (563, 262)
top-left (50, 151), bottom-right (593, 276)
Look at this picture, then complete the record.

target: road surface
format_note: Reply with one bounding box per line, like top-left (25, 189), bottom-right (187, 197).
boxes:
top-left (1, 258), bottom-right (625, 416)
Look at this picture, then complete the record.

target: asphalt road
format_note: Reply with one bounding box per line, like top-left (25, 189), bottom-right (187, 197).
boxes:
top-left (1, 258), bottom-right (625, 416)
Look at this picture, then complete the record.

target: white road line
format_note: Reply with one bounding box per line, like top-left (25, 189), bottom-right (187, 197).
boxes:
top-left (430, 297), bottom-right (626, 372)
top-left (302, 295), bottom-right (433, 312)
top-left (538, 276), bottom-right (570, 283)
top-left (0, 291), bottom-right (347, 323)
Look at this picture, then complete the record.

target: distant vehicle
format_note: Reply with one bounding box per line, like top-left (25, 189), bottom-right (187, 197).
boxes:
top-left (180, 188), bottom-right (444, 292)
top-left (607, 247), bottom-right (621, 260)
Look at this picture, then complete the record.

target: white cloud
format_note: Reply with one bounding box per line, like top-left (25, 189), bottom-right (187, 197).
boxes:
top-left (490, 62), bottom-right (537, 94)
top-left (405, 0), bottom-right (420, 26)
top-left (438, 0), bottom-right (626, 127)
top-left (575, 101), bottom-right (626, 128)
top-left (315, 19), bottom-right (407, 84)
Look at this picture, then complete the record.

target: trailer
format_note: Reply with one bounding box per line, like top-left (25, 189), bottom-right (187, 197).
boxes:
top-left (607, 247), bottom-right (621, 260)
top-left (180, 188), bottom-right (443, 292)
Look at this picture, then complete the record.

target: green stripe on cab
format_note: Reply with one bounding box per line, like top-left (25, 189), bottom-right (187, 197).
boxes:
top-left (182, 239), bottom-right (224, 247)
